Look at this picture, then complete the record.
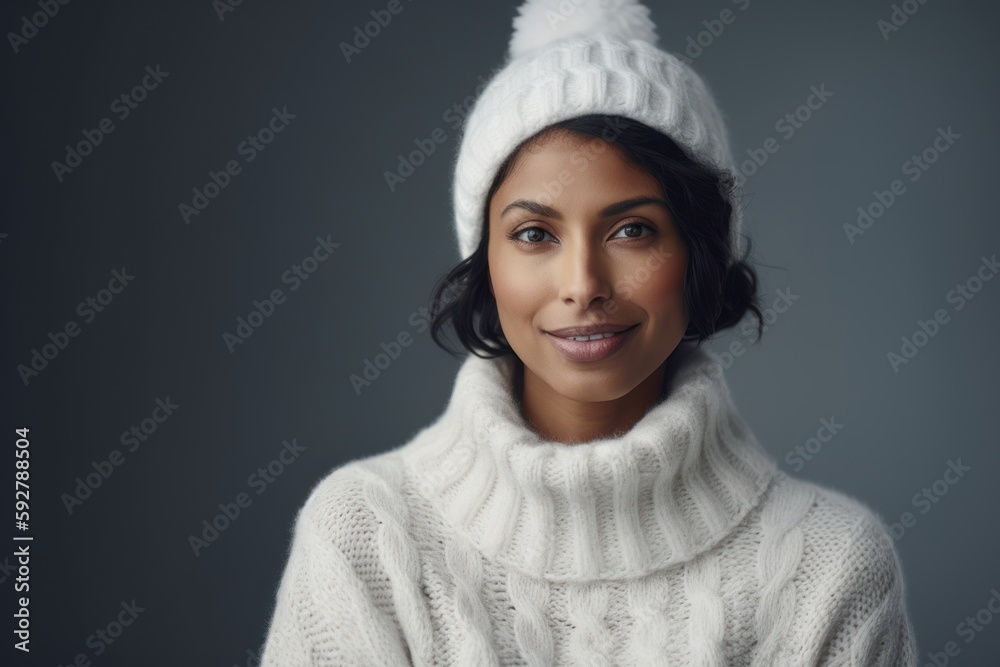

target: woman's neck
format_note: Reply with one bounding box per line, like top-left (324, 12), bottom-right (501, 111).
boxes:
top-left (515, 357), bottom-right (669, 445)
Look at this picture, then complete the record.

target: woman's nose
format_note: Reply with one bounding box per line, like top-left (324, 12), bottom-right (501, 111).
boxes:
top-left (557, 240), bottom-right (614, 309)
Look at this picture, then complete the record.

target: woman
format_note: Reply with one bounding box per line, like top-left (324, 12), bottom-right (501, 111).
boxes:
top-left (261, 1), bottom-right (918, 664)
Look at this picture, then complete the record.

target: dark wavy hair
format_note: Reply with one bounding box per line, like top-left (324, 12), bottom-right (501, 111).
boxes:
top-left (429, 113), bottom-right (765, 359)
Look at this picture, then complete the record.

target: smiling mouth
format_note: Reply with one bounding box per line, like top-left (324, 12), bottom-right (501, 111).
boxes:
top-left (555, 324), bottom-right (639, 341)
top-left (544, 323), bottom-right (640, 362)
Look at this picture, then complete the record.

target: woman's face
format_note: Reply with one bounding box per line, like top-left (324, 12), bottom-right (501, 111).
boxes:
top-left (487, 129), bottom-right (690, 403)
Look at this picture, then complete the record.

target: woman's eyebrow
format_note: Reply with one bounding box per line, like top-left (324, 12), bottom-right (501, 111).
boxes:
top-left (500, 196), bottom-right (670, 220)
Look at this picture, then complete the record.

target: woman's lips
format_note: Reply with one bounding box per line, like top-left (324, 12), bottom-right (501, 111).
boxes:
top-left (544, 323), bottom-right (639, 362)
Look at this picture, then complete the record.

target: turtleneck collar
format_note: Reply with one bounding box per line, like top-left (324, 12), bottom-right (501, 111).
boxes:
top-left (400, 341), bottom-right (778, 583)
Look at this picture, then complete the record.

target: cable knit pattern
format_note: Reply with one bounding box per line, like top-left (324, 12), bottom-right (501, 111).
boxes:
top-left (684, 554), bottom-right (727, 665)
top-left (508, 569), bottom-right (554, 665)
top-left (566, 584), bottom-right (614, 665)
top-left (354, 461), bottom-right (435, 664)
top-left (446, 537), bottom-right (497, 665)
top-left (625, 572), bottom-right (672, 665)
top-left (751, 482), bottom-right (814, 666)
top-left (260, 342), bottom-right (919, 665)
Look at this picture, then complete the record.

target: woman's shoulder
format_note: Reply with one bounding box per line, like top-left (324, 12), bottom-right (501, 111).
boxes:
top-left (287, 417), bottom-right (446, 551)
top-left (757, 471), bottom-right (912, 614)
top-left (268, 451), bottom-right (414, 651)
top-left (293, 450), bottom-right (409, 541)
top-left (752, 474), bottom-right (919, 662)
top-left (281, 451), bottom-right (414, 610)
top-left (766, 471), bottom-right (900, 555)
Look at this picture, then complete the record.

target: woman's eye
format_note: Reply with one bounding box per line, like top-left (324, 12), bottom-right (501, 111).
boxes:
top-left (514, 227), bottom-right (556, 244)
top-left (512, 222), bottom-right (653, 245)
top-left (612, 223), bottom-right (654, 240)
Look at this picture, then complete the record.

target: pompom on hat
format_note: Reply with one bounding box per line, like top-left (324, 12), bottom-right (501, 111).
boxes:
top-left (451, 0), bottom-right (745, 261)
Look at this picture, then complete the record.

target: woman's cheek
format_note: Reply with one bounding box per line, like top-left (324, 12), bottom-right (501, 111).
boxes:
top-left (620, 248), bottom-right (677, 297)
top-left (492, 261), bottom-right (526, 305)
top-left (492, 254), bottom-right (546, 322)
top-left (655, 262), bottom-right (686, 301)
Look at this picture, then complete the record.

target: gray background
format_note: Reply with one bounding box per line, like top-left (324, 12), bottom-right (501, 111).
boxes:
top-left (3, 0), bottom-right (998, 664)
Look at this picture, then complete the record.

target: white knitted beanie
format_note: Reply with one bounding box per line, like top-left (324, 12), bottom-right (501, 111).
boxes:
top-left (451, 0), bottom-right (744, 262)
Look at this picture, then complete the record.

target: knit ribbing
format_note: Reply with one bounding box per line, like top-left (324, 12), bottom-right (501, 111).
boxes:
top-left (401, 341), bottom-right (777, 583)
top-left (260, 344), bottom-right (920, 666)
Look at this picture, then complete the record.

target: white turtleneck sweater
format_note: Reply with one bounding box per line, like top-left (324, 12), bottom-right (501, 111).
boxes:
top-left (260, 343), bottom-right (919, 666)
